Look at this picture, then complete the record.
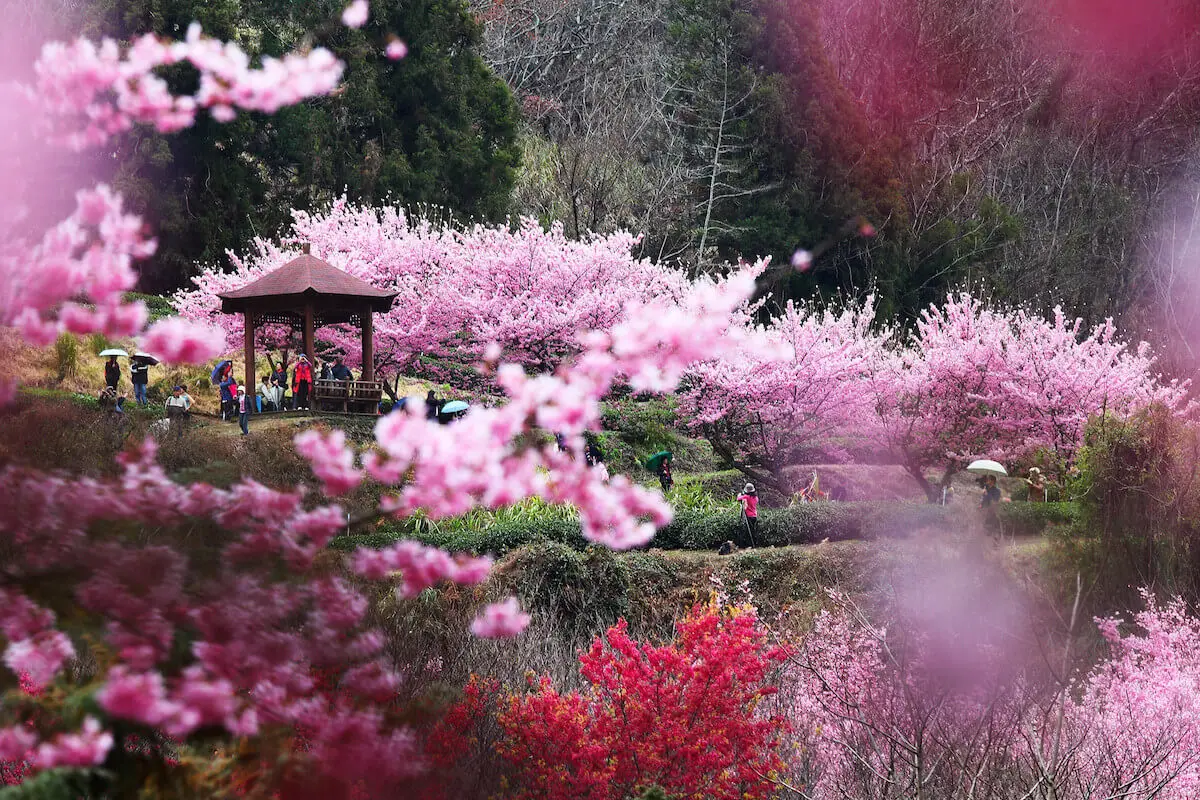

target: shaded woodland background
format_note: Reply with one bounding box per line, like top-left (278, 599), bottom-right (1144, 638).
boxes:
top-left (8, 0), bottom-right (1200, 364)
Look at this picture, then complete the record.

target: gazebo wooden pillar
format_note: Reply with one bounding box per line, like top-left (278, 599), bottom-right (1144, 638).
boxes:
top-left (217, 244), bottom-right (396, 413)
top-left (361, 305), bottom-right (374, 382)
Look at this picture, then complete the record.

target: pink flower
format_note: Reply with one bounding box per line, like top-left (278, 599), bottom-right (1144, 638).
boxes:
top-left (791, 249), bottom-right (813, 271)
top-left (34, 717), bottom-right (112, 768)
top-left (139, 317), bottom-right (226, 364)
top-left (470, 597), bottom-right (531, 638)
top-left (294, 429), bottom-right (363, 496)
top-left (0, 726), bottom-right (36, 763)
top-left (342, 0), bottom-right (369, 28)
top-left (385, 39), bottom-right (408, 60)
top-left (3, 631), bottom-right (75, 690)
top-left (98, 668), bottom-right (175, 726)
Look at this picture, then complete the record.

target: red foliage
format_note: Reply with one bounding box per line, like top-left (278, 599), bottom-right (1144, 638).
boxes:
top-left (495, 602), bottom-right (788, 800)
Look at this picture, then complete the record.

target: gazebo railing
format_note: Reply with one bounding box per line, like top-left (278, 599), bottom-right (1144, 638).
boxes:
top-left (313, 379), bottom-right (382, 415)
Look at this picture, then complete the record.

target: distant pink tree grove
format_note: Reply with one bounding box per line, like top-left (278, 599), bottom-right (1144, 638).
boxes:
top-left (684, 291), bottom-right (1189, 499)
top-left (872, 294), bottom-right (1191, 500)
top-left (174, 199), bottom-right (702, 376)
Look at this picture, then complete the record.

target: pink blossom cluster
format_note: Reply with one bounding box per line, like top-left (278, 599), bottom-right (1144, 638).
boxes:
top-left (470, 598), bottom-right (532, 638)
top-left (342, 0), bottom-right (370, 28)
top-left (1057, 593), bottom-right (1200, 799)
top-left (1, 719), bottom-right (112, 779)
top-left (2, 185), bottom-right (150, 348)
top-left (0, 441), bottom-right (454, 791)
top-left (33, 24), bottom-right (344, 149)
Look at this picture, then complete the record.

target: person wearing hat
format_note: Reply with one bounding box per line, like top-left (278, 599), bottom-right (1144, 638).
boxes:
top-left (236, 385), bottom-right (250, 435)
top-left (292, 354), bottom-right (313, 410)
top-left (736, 482), bottom-right (759, 544)
top-left (1024, 467), bottom-right (1046, 503)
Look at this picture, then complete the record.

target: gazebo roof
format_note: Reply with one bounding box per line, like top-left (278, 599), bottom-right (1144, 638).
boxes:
top-left (218, 253), bottom-right (396, 316)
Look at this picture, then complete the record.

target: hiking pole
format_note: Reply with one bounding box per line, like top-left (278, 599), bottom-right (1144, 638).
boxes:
top-left (742, 509), bottom-right (756, 548)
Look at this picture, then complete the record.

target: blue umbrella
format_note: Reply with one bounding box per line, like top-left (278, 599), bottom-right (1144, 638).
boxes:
top-left (441, 400), bottom-right (469, 414)
top-left (210, 359), bottom-right (232, 385)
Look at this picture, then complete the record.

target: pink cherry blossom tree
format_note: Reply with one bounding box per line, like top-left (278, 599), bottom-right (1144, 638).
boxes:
top-left (869, 293), bottom-right (1190, 500)
top-left (679, 297), bottom-right (888, 494)
top-left (174, 200), bottom-right (696, 384)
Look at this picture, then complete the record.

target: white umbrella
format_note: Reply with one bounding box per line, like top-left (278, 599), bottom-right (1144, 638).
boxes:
top-left (966, 459), bottom-right (1008, 477)
top-left (98, 348), bottom-right (128, 357)
top-left (132, 351), bottom-right (160, 365)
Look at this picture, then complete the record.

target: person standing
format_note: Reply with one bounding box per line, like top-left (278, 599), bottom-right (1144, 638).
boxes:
top-left (237, 385), bottom-right (250, 435)
top-left (737, 483), bottom-right (759, 544)
top-left (1024, 468), bottom-right (1047, 502)
top-left (104, 355), bottom-right (121, 392)
top-left (980, 475), bottom-right (1001, 508)
top-left (272, 363), bottom-right (289, 408)
top-left (658, 456), bottom-right (673, 494)
top-left (130, 359), bottom-right (149, 407)
top-left (165, 385), bottom-right (191, 439)
top-left (319, 359), bottom-right (333, 382)
top-left (425, 390), bottom-right (440, 420)
top-left (292, 355), bottom-right (313, 410)
top-left (219, 373), bottom-right (237, 421)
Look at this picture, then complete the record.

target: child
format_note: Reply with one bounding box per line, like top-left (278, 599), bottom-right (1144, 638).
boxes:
top-left (237, 385), bottom-right (250, 436)
top-left (737, 482), bottom-right (759, 543)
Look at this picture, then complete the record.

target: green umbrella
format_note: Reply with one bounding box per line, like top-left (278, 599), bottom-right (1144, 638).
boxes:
top-left (643, 451), bottom-right (673, 472)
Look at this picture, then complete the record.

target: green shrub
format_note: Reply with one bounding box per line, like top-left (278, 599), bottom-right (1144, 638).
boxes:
top-left (1054, 406), bottom-right (1200, 600)
top-left (333, 499), bottom-right (1078, 558)
top-left (994, 502), bottom-right (1078, 536)
top-left (502, 541), bottom-right (630, 629)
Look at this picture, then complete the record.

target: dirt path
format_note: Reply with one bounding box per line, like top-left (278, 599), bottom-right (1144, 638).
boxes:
top-left (200, 411), bottom-right (317, 436)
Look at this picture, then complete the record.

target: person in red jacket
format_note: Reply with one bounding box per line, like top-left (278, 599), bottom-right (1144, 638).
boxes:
top-left (737, 482), bottom-right (759, 545)
top-left (292, 354), bottom-right (313, 410)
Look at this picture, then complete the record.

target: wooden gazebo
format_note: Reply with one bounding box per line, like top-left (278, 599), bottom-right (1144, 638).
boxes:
top-left (218, 245), bottom-right (396, 413)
